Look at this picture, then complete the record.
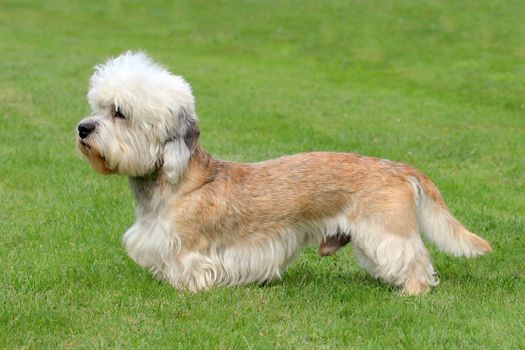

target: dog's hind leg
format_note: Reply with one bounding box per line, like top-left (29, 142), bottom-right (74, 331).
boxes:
top-left (352, 226), bottom-right (438, 295)
top-left (400, 239), bottom-right (438, 296)
top-left (349, 187), bottom-right (439, 295)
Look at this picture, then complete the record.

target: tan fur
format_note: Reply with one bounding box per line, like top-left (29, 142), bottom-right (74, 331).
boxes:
top-left (174, 147), bottom-right (418, 244)
top-left (133, 145), bottom-right (489, 294)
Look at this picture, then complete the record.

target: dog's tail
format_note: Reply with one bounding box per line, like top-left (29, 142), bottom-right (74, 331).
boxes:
top-left (409, 173), bottom-right (492, 257)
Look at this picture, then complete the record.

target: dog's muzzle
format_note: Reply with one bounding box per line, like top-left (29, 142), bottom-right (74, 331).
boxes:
top-left (78, 122), bottom-right (96, 139)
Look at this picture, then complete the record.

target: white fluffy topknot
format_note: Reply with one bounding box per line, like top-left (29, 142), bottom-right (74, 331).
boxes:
top-left (87, 51), bottom-right (196, 133)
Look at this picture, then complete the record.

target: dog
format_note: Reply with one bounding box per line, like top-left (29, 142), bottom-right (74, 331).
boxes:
top-left (76, 51), bottom-right (492, 295)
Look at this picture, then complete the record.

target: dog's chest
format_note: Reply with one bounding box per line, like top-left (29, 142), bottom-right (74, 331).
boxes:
top-left (123, 211), bottom-right (180, 275)
top-left (124, 178), bottom-right (181, 274)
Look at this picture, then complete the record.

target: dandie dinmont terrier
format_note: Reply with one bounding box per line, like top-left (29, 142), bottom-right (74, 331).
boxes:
top-left (76, 52), bottom-right (491, 295)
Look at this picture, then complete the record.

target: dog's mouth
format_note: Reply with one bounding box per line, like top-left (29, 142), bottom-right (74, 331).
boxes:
top-left (77, 138), bottom-right (114, 174)
top-left (78, 139), bottom-right (91, 153)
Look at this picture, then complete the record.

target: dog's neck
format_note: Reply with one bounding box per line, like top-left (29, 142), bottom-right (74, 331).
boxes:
top-left (128, 144), bottom-right (216, 217)
top-left (128, 169), bottom-right (166, 217)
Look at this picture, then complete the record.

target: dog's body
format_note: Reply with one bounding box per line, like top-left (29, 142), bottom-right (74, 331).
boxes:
top-left (77, 52), bottom-right (491, 295)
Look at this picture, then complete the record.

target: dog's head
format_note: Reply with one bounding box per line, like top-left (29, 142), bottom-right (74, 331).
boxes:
top-left (76, 51), bottom-right (199, 181)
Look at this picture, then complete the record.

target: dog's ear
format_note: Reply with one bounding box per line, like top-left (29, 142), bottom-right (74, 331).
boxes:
top-left (182, 119), bottom-right (200, 153)
top-left (162, 119), bottom-right (200, 184)
top-left (163, 138), bottom-right (190, 184)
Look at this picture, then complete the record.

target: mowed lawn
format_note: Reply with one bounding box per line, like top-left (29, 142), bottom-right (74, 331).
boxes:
top-left (1, 0), bottom-right (524, 348)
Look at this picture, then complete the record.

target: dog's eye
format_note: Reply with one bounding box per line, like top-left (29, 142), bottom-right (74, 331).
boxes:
top-left (114, 108), bottom-right (126, 119)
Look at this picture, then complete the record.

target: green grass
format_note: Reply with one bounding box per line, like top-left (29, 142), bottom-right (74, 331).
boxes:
top-left (1, 0), bottom-right (524, 348)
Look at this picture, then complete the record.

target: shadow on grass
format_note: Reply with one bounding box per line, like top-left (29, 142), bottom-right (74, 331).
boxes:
top-left (258, 263), bottom-right (396, 298)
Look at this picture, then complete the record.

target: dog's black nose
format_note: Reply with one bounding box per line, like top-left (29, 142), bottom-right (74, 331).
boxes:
top-left (78, 122), bottom-right (96, 139)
